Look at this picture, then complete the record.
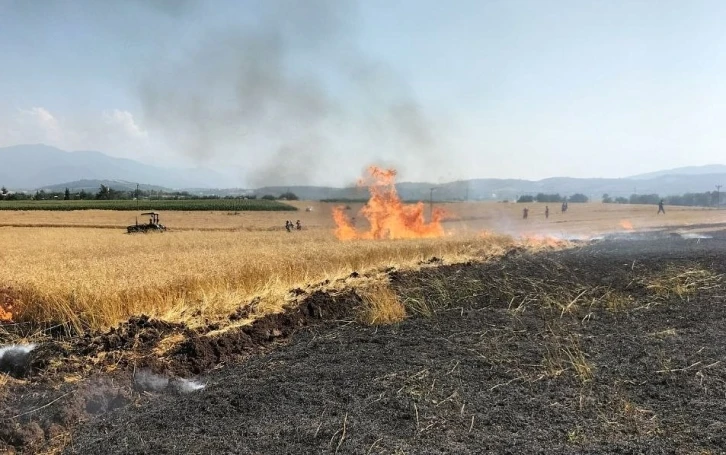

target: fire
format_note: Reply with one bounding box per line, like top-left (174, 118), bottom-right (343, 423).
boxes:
top-left (619, 220), bottom-right (634, 230)
top-left (0, 305), bottom-right (12, 323)
top-left (333, 166), bottom-right (447, 240)
top-left (0, 288), bottom-right (15, 323)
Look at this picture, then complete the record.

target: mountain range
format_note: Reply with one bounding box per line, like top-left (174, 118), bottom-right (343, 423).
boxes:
top-left (0, 144), bottom-right (235, 190)
top-left (1, 144), bottom-right (725, 201)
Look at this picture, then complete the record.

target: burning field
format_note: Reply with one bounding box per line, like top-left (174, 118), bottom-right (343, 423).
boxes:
top-left (2, 229), bottom-right (726, 453)
top-left (332, 166), bottom-right (447, 240)
top-left (1, 168), bottom-right (726, 453)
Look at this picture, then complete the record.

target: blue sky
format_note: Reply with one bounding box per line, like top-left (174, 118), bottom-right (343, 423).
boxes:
top-left (1, 0), bottom-right (725, 186)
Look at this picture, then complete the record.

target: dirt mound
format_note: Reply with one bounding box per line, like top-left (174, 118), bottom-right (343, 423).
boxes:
top-left (0, 289), bottom-right (362, 453)
top-left (170, 290), bottom-right (361, 375)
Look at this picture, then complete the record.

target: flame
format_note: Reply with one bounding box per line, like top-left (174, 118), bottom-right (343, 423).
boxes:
top-left (0, 288), bottom-right (15, 323)
top-left (619, 220), bottom-right (634, 230)
top-left (0, 307), bottom-right (11, 323)
top-left (333, 166), bottom-right (447, 240)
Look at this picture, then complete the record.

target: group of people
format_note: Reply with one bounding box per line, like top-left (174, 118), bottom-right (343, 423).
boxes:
top-left (522, 203), bottom-right (565, 220)
top-left (522, 199), bottom-right (667, 220)
top-left (285, 220), bottom-right (302, 232)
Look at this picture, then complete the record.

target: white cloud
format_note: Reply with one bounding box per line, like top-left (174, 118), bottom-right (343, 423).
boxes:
top-left (102, 109), bottom-right (148, 139)
top-left (15, 107), bottom-right (62, 142)
top-left (0, 106), bottom-right (161, 162)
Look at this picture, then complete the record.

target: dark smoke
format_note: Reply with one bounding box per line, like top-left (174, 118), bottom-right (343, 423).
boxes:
top-left (135, 0), bottom-right (447, 187)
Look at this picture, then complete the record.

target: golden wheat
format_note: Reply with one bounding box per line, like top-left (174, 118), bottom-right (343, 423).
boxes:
top-left (0, 201), bottom-right (718, 334)
top-left (0, 227), bottom-right (516, 333)
top-left (357, 282), bottom-right (407, 325)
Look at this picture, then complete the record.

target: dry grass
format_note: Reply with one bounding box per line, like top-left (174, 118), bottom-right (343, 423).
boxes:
top-left (643, 266), bottom-right (724, 300)
top-left (0, 200), bottom-right (720, 234)
top-left (0, 200), bottom-right (720, 334)
top-left (357, 282), bottom-right (407, 325)
top-left (645, 267), bottom-right (723, 300)
top-left (543, 334), bottom-right (594, 384)
top-left (0, 227), bottom-right (518, 333)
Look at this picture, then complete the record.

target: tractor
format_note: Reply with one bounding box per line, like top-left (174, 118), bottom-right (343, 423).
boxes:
top-left (127, 212), bottom-right (167, 233)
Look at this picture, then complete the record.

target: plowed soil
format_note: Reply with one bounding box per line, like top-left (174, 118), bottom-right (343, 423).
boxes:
top-left (3, 230), bottom-right (726, 454)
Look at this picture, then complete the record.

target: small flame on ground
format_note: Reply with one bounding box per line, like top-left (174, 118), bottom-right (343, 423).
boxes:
top-left (0, 306), bottom-right (12, 323)
top-left (619, 220), bottom-right (634, 230)
top-left (333, 166), bottom-right (447, 240)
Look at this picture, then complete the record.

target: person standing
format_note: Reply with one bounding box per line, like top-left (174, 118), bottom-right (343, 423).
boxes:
top-left (657, 200), bottom-right (665, 215)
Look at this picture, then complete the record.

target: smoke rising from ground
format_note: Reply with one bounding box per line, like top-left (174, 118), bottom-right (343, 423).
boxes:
top-left (135, 0), bottom-right (448, 187)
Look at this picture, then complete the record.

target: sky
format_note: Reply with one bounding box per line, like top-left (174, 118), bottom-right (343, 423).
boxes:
top-left (1, 0), bottom-right (725, 187)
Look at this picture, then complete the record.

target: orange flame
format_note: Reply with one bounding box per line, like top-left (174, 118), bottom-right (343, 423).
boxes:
top-left (333, 166), bottom-right (447, 240)
top-left (0, 288), bottom-right (16, 323)
top-left (0, 307), bottom-right (11, 323)
top-left (619, 220), bottom-right (634, 230)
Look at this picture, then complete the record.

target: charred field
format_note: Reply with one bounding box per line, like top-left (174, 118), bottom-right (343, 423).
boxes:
top-left (2, 229), bottom-right (726, 454)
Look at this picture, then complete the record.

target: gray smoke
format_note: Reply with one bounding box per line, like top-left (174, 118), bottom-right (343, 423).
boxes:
top-left (134, 369), bottom-right (206, 394)
top-left (0, 343), bottom-right (37, 376)
top-left (135, 0), bottom-right (446, 187)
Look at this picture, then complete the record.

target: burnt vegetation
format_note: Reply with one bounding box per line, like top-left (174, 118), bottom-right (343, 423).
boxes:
top-left (2, 233), bottom-right (726, 453)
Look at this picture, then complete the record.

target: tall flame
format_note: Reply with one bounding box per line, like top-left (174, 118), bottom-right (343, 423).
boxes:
top-left (333, 166), bottom-right (447, 240)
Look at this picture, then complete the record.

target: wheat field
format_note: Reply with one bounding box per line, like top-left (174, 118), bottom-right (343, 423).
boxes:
top-left (0, 201), bottom-right (722, 334)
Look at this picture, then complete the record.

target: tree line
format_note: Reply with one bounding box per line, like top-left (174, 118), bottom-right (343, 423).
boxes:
top-left (602, 191), bottom-right (722, 207)
top-left (517, 193), bottom-right (589, 203)
top-left (0, 185), bottom-right (299, 202)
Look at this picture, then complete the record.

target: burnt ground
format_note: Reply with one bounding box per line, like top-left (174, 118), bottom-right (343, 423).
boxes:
top-left (3, 229), bottom-right (726, 454)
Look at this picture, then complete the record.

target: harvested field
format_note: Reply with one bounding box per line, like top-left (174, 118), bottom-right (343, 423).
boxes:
top-left (0, 201), bottom-right (721, 232)
top-left (0, 200), bottom-right (722, 333)
top-left (1, 229), bottom-right (725, 453)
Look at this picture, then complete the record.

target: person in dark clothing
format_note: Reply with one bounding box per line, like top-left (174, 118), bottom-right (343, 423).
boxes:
top-left (657, 200), bottom-right (665, 214)
top-left (545, 206), bottom-right (549, 219)
top-left (285, 221), bottom-right (291, 232)
top-left (296, 220), bottom-right (302, 230)
top-left (523, 207), bottom-right (529, 219)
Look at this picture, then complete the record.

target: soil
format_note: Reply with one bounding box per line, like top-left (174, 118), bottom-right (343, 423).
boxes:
top-left (0, 290), bottom-right (362, 454)
top-left (2, 229), bottom-right (726, 454)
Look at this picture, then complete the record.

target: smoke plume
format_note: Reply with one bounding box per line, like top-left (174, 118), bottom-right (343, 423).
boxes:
top-left (134, 0), bottom-right (447, 187)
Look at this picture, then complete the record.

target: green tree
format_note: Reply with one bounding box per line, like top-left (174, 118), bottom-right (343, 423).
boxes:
top-left (1, 186), bottom-right (7, 196)
top-left (569, 193), bottom-right (589, 203)
top-left (602, 193), bottom-right (612, 203)
top-left (279, 191), bottom-right (299, 200)
top-left (64, 187), bottom-right (71, 200)
top-left (97, 185), bottom-right (111, 200)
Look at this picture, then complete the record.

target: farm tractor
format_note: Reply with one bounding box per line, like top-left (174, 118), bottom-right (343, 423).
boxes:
top-left (127, 212), bottom-right (167, 233)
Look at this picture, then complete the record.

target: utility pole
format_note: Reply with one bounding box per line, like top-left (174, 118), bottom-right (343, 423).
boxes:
top-left (136, 183), bottom-right (139, 210)
top-left (717, 185), bottom-right (723, 209)
top-left (429, 187), bottom-right (437, 222)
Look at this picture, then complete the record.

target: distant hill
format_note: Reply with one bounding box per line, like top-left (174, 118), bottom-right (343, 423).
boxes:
top-left (0, 144), bottom-right (233, 190)
top-left (41, 180), bottom-right (172, 193)
top-left (629, 164), bottom-right (726, 179)
top-left (2, 144), bottom-right (724, 201)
